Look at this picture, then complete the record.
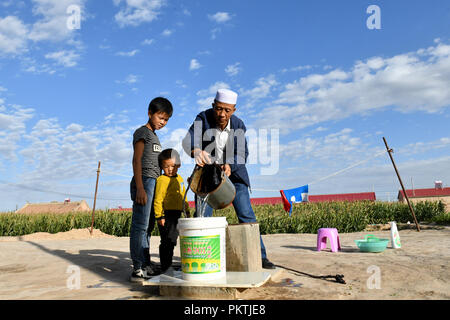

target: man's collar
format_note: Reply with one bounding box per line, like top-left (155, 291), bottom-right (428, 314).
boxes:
top-left (216, 119), bottom-right (231, 132)
top-left (224, 120), bottom-right (231, 132)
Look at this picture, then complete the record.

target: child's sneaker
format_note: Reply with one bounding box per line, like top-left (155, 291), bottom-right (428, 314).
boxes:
top-left (130, 269), bottom-right (150, 283)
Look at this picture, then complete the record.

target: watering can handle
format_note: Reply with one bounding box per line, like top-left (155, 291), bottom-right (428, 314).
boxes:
top-left (182, 165), bottom-right (201, 217)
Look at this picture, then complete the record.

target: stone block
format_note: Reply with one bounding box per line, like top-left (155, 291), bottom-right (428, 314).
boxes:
top-left (226, 223), bottom-right (262, 272)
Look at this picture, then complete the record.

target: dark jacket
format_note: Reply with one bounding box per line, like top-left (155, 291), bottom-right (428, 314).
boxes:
top-left (182, 108), bottom-right (251, 188)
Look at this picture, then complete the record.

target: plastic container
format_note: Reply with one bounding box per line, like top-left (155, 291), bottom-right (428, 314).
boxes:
top-left (177, 217), bottom-right (228, 282)
top-left (355, 235), bottom-right (389, 253)
top-left (390, 221), bottom-right (402, 249)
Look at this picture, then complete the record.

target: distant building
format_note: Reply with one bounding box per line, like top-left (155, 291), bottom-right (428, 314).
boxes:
top-left (398, 186), bottom-right (450, 212)
top-left (16, 200), bottom-right (91, 214)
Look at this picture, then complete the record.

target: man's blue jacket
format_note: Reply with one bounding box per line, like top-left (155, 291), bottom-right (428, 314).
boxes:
top-left (182, 108), bottom-right (251, 188)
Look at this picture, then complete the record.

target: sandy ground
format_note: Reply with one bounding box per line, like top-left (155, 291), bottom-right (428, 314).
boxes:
top-left (0, 226), bottom-right (449, 300)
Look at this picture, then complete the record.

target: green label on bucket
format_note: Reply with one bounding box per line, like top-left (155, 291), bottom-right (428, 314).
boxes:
top-left (180, 235), bottom-right (221, 274)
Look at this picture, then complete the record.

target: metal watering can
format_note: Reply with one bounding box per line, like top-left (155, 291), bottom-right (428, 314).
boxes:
top-left (183, 165), bottom-right (236, 212)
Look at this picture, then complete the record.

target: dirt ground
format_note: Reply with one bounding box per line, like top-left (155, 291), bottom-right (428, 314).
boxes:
top-left (0, 226), bottom-right (449, 300)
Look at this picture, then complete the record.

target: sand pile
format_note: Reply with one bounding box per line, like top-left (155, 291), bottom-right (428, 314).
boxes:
top-left (0, 228), bottom-right (117, 242)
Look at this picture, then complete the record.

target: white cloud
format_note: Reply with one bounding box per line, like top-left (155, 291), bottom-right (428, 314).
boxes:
top-left (253, 42), bottom-right (450, 134)
top-left (116, 49), bottom-right (139, 57)
top-left (281, 65), bottom-right (314, 73)
top-left (21, 57), bottom-right (56, 74)
top-left (116, 74), bottom-right (140, 85)
top-left (28, 0), bottom-right (86, 42)
top-left (0, 16), bottom-right (29, 55)
top-left (208, 12), bottom-right (232, 23)
top-left (19, 114), bottom-right (134, 186)
top-left (397, 136), bottom-right (450, 156)
top-left (277, 128), bottom-right (363, 163)
top-left (210, 27), bottom-right (221, 40)
top-left (240, 74), bottom-right (278, 102)
top-left (0, 1), bottom-right (86, 66)
top-left (66, 123), bottom-right (83, 133)
top-left (196, 81), bottom-right (230, 109)
top-left (114, 0), bottom-right (165, 27)
top-left (141, 38), bottom-right (154, 45)
top-left (161, 29), bottom-right (173, 37)
top-left (189, 58), bottom-right (202, 71)
top-left (0, 102), bottom-right (34, 162)
top-left (225, 62), bottom-right (241, 76)
top-left (175, 80), bottom-right (187, 88)
top-left (45, 50), bottom-right (80, 67)
top-left (125, 74), bottom-right (139, 84)
top-left (196, 81), bottom-right (229, 97)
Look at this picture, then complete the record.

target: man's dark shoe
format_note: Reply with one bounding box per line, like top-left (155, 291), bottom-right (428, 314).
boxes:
top-left (262, 258), bottom-right (276, 269)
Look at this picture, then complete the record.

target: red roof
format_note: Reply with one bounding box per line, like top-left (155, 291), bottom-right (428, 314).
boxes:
top-left (308, 192), bottom-right (376, 202)
top-left (398, 187), bottom-right (450, 199)
top-left (250, 197), bottom-right (282, 205)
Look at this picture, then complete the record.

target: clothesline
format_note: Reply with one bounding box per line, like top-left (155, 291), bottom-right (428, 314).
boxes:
top-left (252, 149), bottom-right (387, 192)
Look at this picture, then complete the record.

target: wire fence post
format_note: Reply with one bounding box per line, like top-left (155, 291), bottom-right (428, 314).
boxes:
top-left (383, 137), bottom-right (420, 232)
top-left (90, 161), bottom-right (101, 235)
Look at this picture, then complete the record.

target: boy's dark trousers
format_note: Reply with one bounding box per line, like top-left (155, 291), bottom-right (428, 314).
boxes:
top-left (157, 210), bottom-right (182, 272)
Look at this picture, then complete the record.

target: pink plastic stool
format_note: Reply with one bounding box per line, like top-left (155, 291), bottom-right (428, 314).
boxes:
top-left (317, 228), bottom-right (341, 252)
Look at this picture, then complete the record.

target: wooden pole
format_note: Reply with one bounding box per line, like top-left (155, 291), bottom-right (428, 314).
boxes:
top-left (90, 161), bottom-right (101, 235)
top-left (383, 137), bottom-right (420, 232)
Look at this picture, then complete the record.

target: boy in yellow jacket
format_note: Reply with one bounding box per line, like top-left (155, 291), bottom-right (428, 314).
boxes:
top-left (154, 148), bottom-right (190, 274)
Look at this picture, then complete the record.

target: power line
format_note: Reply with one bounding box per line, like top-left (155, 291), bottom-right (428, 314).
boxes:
top-left (0, 180), bottom-right (130, 201)
top-left (252, 149), bottom-right (388, 192)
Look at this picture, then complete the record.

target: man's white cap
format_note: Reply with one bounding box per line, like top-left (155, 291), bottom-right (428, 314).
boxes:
top-left (215, 88), bottom-right (238, 105)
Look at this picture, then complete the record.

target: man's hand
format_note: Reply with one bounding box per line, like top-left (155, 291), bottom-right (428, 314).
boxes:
top-left (136, 187), bottom-right (147, 205)
top-left (221, 164), bottom-right (231, 177)
top-left (157, 218), bottom-right (165, 227)
top-left (193, 149), bottom-right (212, 167)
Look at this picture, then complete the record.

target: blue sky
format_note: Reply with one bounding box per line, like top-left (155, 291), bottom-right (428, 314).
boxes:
top-left (0, 0), bottom-right (449, 211)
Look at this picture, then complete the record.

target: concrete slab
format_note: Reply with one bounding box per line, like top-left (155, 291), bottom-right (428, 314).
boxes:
top-left (142, 270), bottom-right (279, 299)
top-left (143, 271), bottom-right (272, 288)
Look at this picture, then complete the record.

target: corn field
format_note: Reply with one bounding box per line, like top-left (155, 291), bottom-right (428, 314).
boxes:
top-left (0, 200), bottom-right (447, 237)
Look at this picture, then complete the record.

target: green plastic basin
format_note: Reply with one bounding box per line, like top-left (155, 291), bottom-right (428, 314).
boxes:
top-left (355, 235), bottom-right (389, 253)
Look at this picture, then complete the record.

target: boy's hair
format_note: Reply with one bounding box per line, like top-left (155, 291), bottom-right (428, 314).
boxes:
top-left (158, 148), bottom-right (181, 167)
top-left (149, 97), bottom-right (173, 117)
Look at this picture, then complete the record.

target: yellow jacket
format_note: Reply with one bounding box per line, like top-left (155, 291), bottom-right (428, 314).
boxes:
top-left (154, 174), bottom-right (189, 219)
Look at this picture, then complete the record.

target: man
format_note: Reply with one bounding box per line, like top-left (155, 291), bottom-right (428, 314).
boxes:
top-left (182, 88), bottom-right (276, 269)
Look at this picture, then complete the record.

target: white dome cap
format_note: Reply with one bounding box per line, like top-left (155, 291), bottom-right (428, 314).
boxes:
top-left (215, 88), bottom-right (238, 105)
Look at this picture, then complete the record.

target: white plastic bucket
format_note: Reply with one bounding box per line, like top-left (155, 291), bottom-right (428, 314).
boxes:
top-left (177, 217), bottom-right (228, 282)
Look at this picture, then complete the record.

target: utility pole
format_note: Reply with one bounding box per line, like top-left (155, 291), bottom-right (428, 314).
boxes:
top-left (383, 137), bottom-right (420, 232)
top-left (90, 161), bottom-right (101, 235)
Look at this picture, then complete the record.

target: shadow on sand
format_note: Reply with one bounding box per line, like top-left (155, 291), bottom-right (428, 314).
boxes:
top-left (25, 241), bottom-right (180, 299)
